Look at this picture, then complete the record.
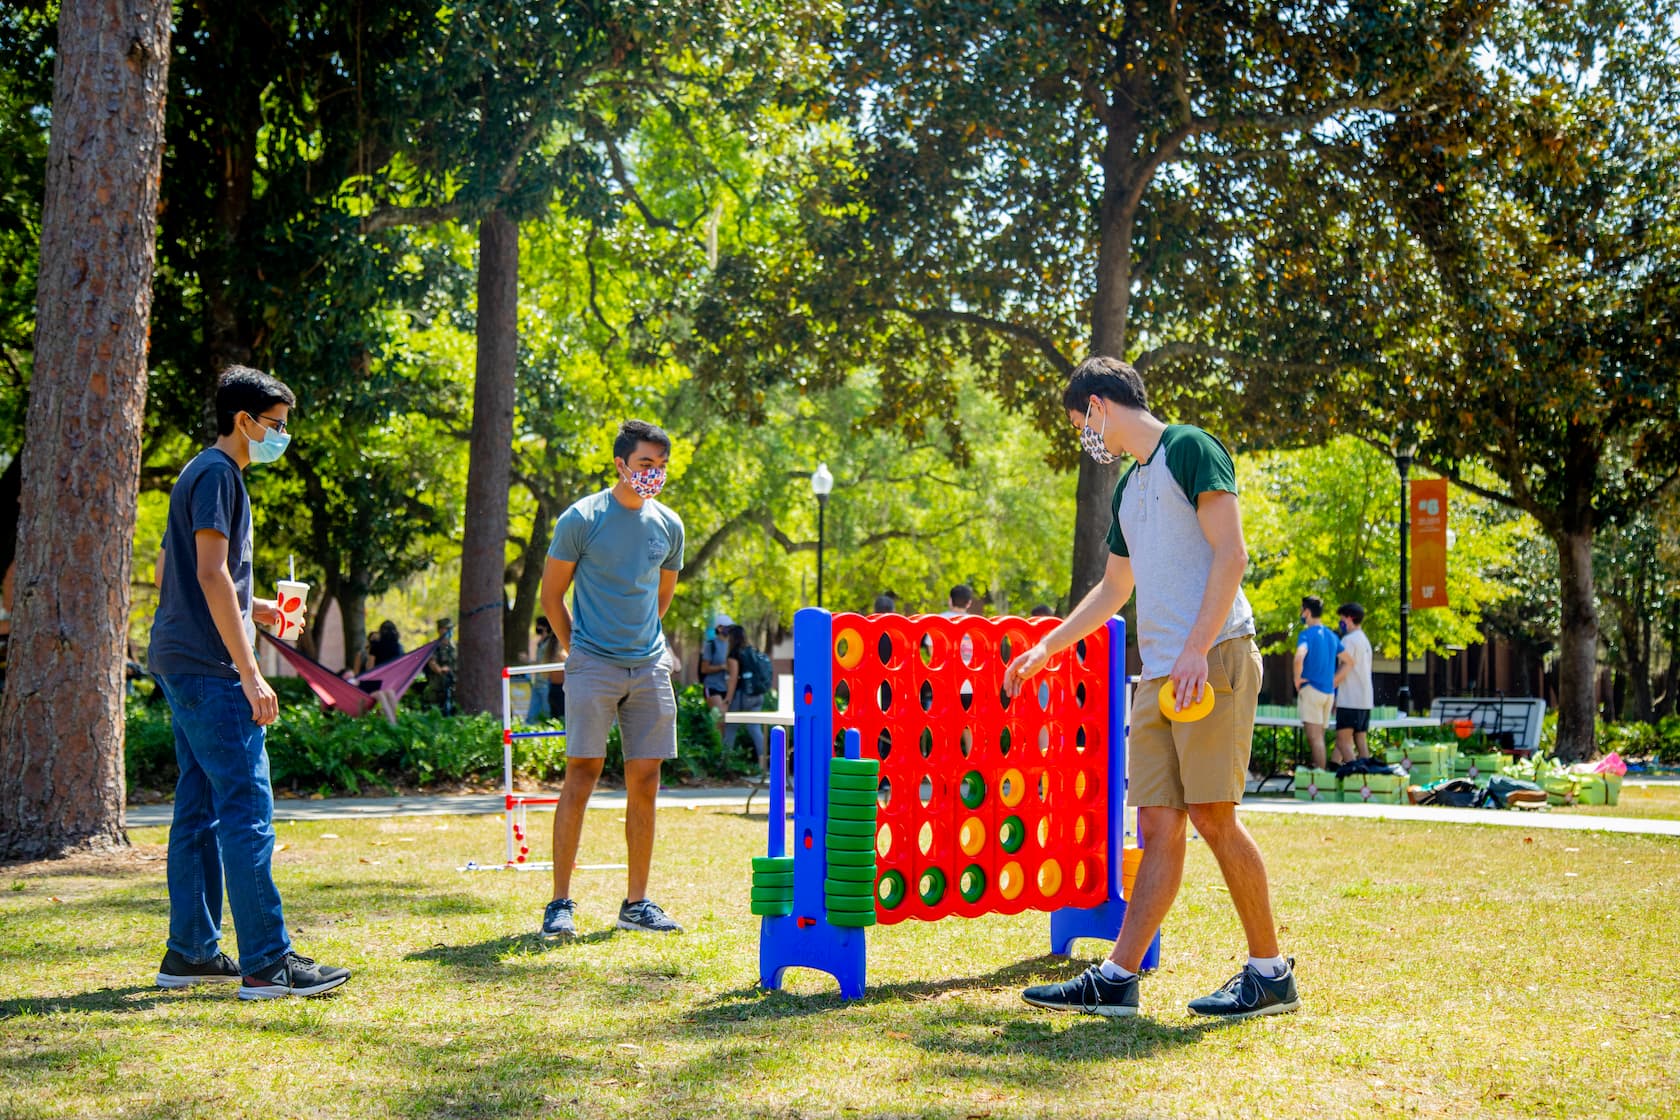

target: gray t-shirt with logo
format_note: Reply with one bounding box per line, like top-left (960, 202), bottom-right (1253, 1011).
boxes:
top-left (547, 489), bottom-right (684, 668)
top-left (1107, 425), bottom-right (1256, 679)
top-left (149, 448), bottom-right (252, 679)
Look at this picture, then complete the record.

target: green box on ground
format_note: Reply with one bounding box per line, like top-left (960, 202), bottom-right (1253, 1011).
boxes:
top-left (1467, 753), bottom-right (1503, 778)
top-left (1360, 772), bottom-right (1403, 793)
top-left (1291, 769), bottom-right (1338, 801)
top-left (1346, 784), bottom-right (1406, 805)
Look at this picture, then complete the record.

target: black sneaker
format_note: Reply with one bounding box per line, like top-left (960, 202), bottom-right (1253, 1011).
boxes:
top-left (616, 898), bottom-right (682, 933)
top-left (541, 897), bottom-right (577, 941)
top-left (1187, 959), bottom-right (1300, 1020)
top-left (156, 949), bottom-right (241, 989)
top-left (238, 953), bottom-right (351, 1001)
top-left (1021, 965), bottom-right (1139, 1017)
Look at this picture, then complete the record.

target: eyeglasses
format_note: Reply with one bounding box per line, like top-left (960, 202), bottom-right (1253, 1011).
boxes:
top-left (253, 414), bottom-right (288, 434)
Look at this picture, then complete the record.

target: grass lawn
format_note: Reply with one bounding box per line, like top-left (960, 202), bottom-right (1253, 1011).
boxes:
top-left (3, 809), bottom-right (1678, 1119)
top-left (1551, 780), bottom-right (1680, 822)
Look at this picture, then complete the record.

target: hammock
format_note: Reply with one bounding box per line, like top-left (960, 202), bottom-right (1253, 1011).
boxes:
top-left (259, 631), bottom-right (439, 718)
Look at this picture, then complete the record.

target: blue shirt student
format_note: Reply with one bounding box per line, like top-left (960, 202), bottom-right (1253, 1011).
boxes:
top-left (547, 489), bottom-right (684, 667)
top-left (1297, 623), bottom-right (1342, 695)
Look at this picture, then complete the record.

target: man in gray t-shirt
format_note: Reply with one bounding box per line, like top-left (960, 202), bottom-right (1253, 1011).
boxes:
top-left (537, 419), bottom-right (685, 942)
top-left (1006, 355), bottom-right (1298, 1023)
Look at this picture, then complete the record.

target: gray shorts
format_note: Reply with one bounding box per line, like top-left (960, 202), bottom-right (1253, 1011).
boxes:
top-left (562, 646), bottom-right (678, 761)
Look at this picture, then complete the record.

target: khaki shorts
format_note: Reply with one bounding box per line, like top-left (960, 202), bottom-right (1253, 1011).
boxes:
top-left (1297, 684), bottom-right (1335, 727)
top-left (1129, 637), bottom-right (1263, 809)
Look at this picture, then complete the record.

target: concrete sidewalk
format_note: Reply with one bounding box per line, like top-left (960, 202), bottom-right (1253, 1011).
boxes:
top-left (124, 787), bottom-right (752, 827)
top-left (125, 787), bottom-right (1680, 838)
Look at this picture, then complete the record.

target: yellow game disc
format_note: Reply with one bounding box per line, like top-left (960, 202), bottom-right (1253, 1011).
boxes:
top-left (1158, 679), bottom-right (1214, 722)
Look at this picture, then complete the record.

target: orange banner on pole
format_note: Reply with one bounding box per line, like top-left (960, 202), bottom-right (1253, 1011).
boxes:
top-left (1410, 478), bottom-right (1448, 609)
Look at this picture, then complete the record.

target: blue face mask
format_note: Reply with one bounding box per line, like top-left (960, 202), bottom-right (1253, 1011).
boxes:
top-left (1338, 620), bottom-right (1349, 635)
top-left (246, 417), bottom-right (291, 465)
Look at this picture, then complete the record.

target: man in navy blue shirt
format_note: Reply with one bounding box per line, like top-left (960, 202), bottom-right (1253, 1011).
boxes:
top-left (148, 366), bottom-right (349, 1000)
top-left (1293, 595), bottom-right (1343, 769)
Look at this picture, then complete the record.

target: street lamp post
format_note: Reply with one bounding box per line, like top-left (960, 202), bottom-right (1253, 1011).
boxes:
top-left (812, 463), bottom-right (834, 608)
top-left (1394, 433), bottom-right (1418, 714)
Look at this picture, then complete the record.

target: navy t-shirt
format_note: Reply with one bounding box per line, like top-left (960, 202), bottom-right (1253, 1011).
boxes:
top-left (148, 448), bottom-right (253, 678)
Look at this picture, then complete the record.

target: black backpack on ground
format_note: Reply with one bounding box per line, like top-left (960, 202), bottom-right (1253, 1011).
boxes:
top-left (739, 645), bottom-right (774, 695)
top-left (1417, 778), bottom-right (1482, 808)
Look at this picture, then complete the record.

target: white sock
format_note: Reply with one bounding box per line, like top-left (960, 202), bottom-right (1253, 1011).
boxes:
top-left (1248, 955), bottom-right (1287, 978)
top-left (1099, 959), bottom-right (1136, 982)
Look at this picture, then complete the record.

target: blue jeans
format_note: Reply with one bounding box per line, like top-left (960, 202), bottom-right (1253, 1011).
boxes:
top-left (524, 678), bottom-right (550, 723)
top-left (157, 673), bottom-right (291, 975)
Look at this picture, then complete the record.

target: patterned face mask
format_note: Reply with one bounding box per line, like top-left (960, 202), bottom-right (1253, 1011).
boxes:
top-left (627, 465), bottom-right (666, 498)
top-left (1080, 399), bottom-right (1118, 465)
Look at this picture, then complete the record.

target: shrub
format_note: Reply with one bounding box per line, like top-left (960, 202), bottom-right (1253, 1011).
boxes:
top-left (1656, 715), bottom-right (1680, 765)
top-left (125, 681), bottom-right (756, 797)
top-left (1599, 720), bottom-right (1659, 760)
top-left (125, 699), bottom-right (180, 791)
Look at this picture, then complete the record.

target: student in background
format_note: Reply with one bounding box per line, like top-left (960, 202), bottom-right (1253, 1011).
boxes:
top-left (1332, 603), bottom-right (1374, 764)
top-left (1294, 596), bottom-right (1342, 770)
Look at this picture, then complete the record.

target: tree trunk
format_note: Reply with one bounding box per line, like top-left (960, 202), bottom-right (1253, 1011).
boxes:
top-left (1553, 526), bottom-right (1600, 761)
top-left (504, 490), bottom-right (553, 665)
top-left (1069, 126), bottom-right (1137, 603)
top-left (1657, 596), bottom-right (1680, 718)
top-left (339, 583), bottom-right (368, 675)
top-left (455, 209), bottom-right (519, 713)
top-left (0, 0), bottom-right (172, 860)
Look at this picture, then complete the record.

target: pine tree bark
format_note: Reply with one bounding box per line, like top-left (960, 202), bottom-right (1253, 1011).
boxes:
top-left (0, 0), bottom-right (172, 859)
top-left (455, 209), bottom-right (518, 713)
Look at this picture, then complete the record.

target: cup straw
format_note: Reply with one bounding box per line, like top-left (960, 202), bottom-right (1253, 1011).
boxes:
top-left (289, 554), bottom-right (296, 581)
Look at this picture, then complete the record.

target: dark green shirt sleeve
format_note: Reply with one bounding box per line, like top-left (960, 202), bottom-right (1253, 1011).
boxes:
top-left (1163, 426), bottom-right (1238, 508)
top-left (1105, 464), bottom-right (1137, 557)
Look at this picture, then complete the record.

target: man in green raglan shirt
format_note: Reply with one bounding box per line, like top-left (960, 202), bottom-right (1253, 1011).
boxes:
top-left (1005, 355), bottom-right (1298, 1021)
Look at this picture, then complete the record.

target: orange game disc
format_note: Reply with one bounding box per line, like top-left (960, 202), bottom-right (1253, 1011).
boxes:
top-left (1157, 679), bottom-right (1214, 722)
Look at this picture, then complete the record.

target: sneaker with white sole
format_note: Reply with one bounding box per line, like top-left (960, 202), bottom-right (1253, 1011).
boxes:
top-left (1187, 959), bottom-right (1300, 1020)
top-left (238, 953), bottom-right (351, 1000)
top-left (541, 897), bottom-right (577, 941)
top-left (1021, 965), bottom-right (1139, 1017)
top-left (616, 898), bottom-right (682, 933)
top-left (156, 949), bottom-right (241, 989)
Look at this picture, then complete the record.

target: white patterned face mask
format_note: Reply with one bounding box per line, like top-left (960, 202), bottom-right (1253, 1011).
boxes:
top-left (1080, 399), bottom-right (1118, 465)
top-left (627, 465), bottom-right (666, 498)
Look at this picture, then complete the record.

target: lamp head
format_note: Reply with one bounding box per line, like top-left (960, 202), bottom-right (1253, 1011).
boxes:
top-left (811, 462), bottom-right (834, 499)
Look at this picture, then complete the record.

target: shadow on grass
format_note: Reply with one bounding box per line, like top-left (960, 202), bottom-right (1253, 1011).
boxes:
top-left (0, 985), bottom-right (180, 1020)
top-left (686, 954), bottom-right (1088, 1024)
top-left (405, 928), bottom-right (616, 970)
top-left (911, 1006), bottom-right (1219, 1069)
top-left (286, 876), bottom-right (496, 919)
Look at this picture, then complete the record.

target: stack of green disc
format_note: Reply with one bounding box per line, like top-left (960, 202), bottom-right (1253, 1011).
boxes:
top-left (751, 855), bottom-right (794, 916)
top-left (825, 757), bottom-right (880, 927)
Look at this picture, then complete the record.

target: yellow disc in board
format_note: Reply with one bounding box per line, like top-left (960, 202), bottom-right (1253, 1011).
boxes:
top-left (1157, 679), bottom-right (1214, 723)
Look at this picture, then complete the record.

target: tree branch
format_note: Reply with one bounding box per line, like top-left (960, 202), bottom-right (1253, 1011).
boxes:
top-left (1131, 340), bottom-right (1334, 377)
top-left (885, 304), bottom-right (1074, 375)
top-left (359, 204), bottom-right (461, 235)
